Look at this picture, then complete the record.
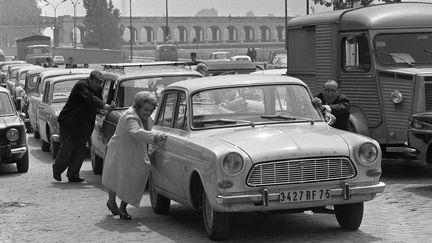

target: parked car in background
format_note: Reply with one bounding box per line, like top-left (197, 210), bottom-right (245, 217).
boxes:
top-left (155, 44), bottom-right (179, 61)
top-left (37, 74), bottom-right (88, 158)
top-left (6, 64), bottom-right (35, 103)
top-left (230, 55), bottom-right (252, 62)
top-left (90, 62), bottom-right (202, 174)
top-left (0, 87), bottom-right (28, 173)
top-left (13, 65), bottom-right (43, 111)
top-left (20, 67), bottom-right (54, 132)
top-left (28, 68), bottom-right (93, 139)
top-left (209, 51), bottom-right (231, 61)
top-left (148, 74), bottom-right (385, 240)
top-left (53, 56), bottom-right (65, 66)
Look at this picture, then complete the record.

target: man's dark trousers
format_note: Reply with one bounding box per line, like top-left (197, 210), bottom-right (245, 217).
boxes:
top-left (52, 126), bottom-right (88, 179)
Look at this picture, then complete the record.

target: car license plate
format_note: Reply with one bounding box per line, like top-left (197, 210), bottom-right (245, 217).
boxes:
top-left (279, 188), bottom-right (331, 203)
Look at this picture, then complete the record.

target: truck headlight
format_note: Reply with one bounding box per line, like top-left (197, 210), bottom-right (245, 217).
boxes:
top-left (222, 152), bottom-right (244, 175)
top-left (390, 90), bottom-right (403, 104)
top-left (358, 143), bottom-right (378, 165)
top-left (6, 128), bottom-right (19, 142)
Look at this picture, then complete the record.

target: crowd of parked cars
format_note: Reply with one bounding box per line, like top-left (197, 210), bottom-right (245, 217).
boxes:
top-left (0, 54), bottom-right (386, 240)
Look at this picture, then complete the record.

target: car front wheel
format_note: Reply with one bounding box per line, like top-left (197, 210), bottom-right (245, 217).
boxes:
top-left (149, 174), bottom-right (170, 214)
top-left (334, 202), bottom-right (364, 230)
top-left (16, 149), bottom-right (29, 173)
top-left (202, 190), bottom-right (230, 240)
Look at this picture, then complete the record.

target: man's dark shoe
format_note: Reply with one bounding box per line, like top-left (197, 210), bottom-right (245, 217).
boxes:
top-left (68, 177), bottom-right (84, 183)
top-left (53, 171), bottom-right (62, 182)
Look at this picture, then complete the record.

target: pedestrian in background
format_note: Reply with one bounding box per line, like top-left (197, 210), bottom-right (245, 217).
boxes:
top-left (52, 70), bottom-right (114, 183)
top-left (102, 91), bottom-right (167, 220)
top-left (250, 47), bottom-right (257, 62)
top-left (195, 63), bottom-right (209, 77)
top-left (312, 80), bottom-right (350, 130)
top-left (42, 57), bottom-right (53, 67)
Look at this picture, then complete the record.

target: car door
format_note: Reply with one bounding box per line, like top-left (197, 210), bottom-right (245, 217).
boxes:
top-left (92, 78), bottom-right (115, 157)
top-left (151, 91), bottom-right (186, 199)
top-left (28, 75), bottom-right (43, 131)
top-left (37, 82), bottom-right (51, 143)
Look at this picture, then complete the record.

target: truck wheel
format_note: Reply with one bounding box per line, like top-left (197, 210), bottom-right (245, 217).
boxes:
top-left (90, 146), bottom-right (103, 175)
top-left (202, 189), bottom-right (230, 240)
top-left (149, 174), bottom-right (170, 214)
top-left (334, 202), bottom-right (364, 230)
top-left (16, 149), bottom-right (29, 173)
top-left (41, 139), bottom-right (50, 152)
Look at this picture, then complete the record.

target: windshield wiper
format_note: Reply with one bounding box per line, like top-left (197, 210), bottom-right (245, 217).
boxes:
top-left (261, 114), bottom-right (297, 120)
top-left (379, 51), bottom-right (414, 67)
top-left (424, 49), bottom-right (432, 55)
top-left (197, 118), bottom-right (255, 127)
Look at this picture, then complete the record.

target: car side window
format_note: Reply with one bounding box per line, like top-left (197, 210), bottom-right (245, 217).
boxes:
top-left (102, 79), bottom-right (114, 103)
top-left (157, 92), bottom-right (178, 127)
top-left (43, 82), bottom-right (50, 103)
top-left (342, 33), bottom-right (371, 72)
top-left (173, 92), bottom-right (187, 130)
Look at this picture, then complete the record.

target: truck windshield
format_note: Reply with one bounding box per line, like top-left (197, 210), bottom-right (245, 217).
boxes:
top-left (375, 33), bottom-right (432, 65)
top-left (27, 47), bottom-right (51, 55)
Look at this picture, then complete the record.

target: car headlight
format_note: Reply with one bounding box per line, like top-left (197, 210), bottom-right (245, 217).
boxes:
top-left (222, 152), bottom-right (244, 175)
top-left (390, 90), bottom-right (403, 104)
top-left (358, 143), bottom-right (378, 165)
top-left (6, 128), bottom-right (19, 142)
top-left (410, 118), bottom-right (432, 130)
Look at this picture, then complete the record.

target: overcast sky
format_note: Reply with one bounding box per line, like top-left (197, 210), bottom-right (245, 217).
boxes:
top-left (40, 0), bottom-right (332, 18)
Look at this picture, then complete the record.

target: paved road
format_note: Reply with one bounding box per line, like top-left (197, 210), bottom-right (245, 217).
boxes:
top-left (1, 134), bottom-right (432, 242)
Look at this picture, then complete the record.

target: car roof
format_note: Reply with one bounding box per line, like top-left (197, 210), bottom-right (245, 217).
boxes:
top-left (39, 68), bottom-right (93, 79)
top-left (45, 74), bottom-right (89, 83)
top-left (101, 63), bottom-right (202, 80)
top-left (27, 67), bottom-right (57, 76)
top-left (166, 74), bottom-right (307, 93)
top-left (17, 65), bottom-right (45, 73)
top-left (0, 86), bottom-right (9, 93)
top-left (250, 69), bottom-right (287, 75)
top-left (0, 60), bottom-right (26, 66)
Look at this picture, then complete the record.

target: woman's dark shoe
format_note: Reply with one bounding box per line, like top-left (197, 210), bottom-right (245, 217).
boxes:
top-left (106, 202), bottom-right (120, 216)
top-left (119, 210), bottom-right (132, 220)
top-left (68, 177), bottom-right (84, 183)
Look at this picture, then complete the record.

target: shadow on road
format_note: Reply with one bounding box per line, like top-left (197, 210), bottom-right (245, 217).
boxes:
top-left (95, 205), bottom-right (381, 242)
top-left (381, 158), bottom-right (432, 184)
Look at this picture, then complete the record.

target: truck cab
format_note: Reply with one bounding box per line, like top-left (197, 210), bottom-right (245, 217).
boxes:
top-left (25, 45), bottom-right (52, 65)
top-left (286, 2), bottom-right (432, 162)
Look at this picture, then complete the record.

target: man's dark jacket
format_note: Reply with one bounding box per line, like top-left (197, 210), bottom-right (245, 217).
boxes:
top-left (57, 78), bottom-right (105, 138)
top-left (315, 93), bottom-right (350, 131)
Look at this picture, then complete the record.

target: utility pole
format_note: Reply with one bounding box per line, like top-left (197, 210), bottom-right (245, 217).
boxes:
top-left (43, 0), bottom-right (67, 47)
top-left (71, 0), bottom-right (80, 48)
top-left (129, 0), bottom-right (133, 60)
top-left (165, 0), bottom-right (169, 43)
top-left (100, 0), bottom-right (103, 49)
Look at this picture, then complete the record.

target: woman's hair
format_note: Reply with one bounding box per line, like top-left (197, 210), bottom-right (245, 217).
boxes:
top-left (133, 91), bottom-right (157, 110)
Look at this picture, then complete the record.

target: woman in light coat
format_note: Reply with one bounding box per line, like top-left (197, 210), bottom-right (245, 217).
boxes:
top-left (102, 91), bottom-right (166, 220)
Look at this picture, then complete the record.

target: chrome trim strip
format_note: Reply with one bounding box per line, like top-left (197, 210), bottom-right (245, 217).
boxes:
top-left (10, 147), bottom-right (27, 155)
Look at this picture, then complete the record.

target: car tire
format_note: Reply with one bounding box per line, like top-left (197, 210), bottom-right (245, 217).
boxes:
top-left (50, 137), bottom-right (60, 159)
top-left (202, 190), bottom-right (230, 240)
top-left (41, 138), bottom-right (50, 152)
top-left (16, 149), bottom-right (29, 173)
top-left (334, 202), bottom-right (364, 230)
top-left (25, 123), bottom-right (33, 133)
top-left (149, 174), bottom-right (170, 214)
top-left (33, 129), bottom-right (40, 139)
top-left (90, 146), bottom-right (103, 175)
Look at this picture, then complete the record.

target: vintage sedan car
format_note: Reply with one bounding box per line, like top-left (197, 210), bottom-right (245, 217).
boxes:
top-left (0, 87), bottom-right (28, 173)
top-left (28, 68), bottom-right (93, 139)
top-left (209, 51), bottom-right (231, 61)
top-left (53, 56), bottom-right (65, 66)
top-left (266, 51), bottom-right (287, 69)
top-left (90, 62), bottom-right (202, 174)
top-left (148, 74), bottom-right (386, 240)
top-left (230, 55), bottom-right (252, 62)
top-left (37, 74), bottom-right (89, 158)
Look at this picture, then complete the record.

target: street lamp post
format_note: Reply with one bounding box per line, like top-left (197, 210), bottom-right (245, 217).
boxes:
top-left (71, 0), bottom-right (80, 48)
top-left (129, 0), bottom-right (133, 61)
top-left (43, 0), bottom-right (67, 47)
top-left (165, 0), bottom-right (169, 43)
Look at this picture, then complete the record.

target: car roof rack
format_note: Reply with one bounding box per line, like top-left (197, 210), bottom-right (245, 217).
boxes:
top-left (102, 61), bottom-right (193, 72)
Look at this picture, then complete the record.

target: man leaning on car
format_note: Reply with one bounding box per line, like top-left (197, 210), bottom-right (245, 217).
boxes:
top-left (312, 80), bottom-right (350, 130)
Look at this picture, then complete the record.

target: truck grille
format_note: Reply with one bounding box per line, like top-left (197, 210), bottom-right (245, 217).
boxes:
top-left (247, 157), bottom-right (356, 187)
top-left (425, 81), bottom-right (432, 110)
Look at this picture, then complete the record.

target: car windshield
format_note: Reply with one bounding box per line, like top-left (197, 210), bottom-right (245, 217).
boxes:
top-left (375, 33), bottom-right (432, 65)
top-left (191, 84), bottom-right (322, 129)
top-left (117, 75), bottom-right (199, 107)
top-left (51, 80), bottom-right (79, 102)
top-left (0, 92), bottom-right (15, 115)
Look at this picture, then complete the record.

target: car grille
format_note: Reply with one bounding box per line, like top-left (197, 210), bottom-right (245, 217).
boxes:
top-left (425, 81), bottom-right (432, 110)
top-left (247, 157), bottom-right (356, 187)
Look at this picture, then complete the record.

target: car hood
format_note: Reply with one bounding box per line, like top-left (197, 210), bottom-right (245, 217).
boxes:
top-left (209, 123), bottom-right (350, 162)
top-left (0, 115), bottom-right (22, 129)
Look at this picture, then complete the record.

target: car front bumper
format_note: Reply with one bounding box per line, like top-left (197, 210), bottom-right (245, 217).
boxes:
top-left (215, 182), bottom-right (385, 212)
top-left (0, 145), bottom-right (27, 163)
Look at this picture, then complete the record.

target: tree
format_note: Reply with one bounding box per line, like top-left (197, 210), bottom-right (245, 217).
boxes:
top-left (0, 0), bottom-right (39, 16)
top-left (82, 0), bottom-right (122, 49)
top-left (313, 0), bottom-right (400, 10)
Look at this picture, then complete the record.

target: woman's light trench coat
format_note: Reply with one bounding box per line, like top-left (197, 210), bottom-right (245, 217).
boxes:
top-left (102, 107), bottom-right (156, 207)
